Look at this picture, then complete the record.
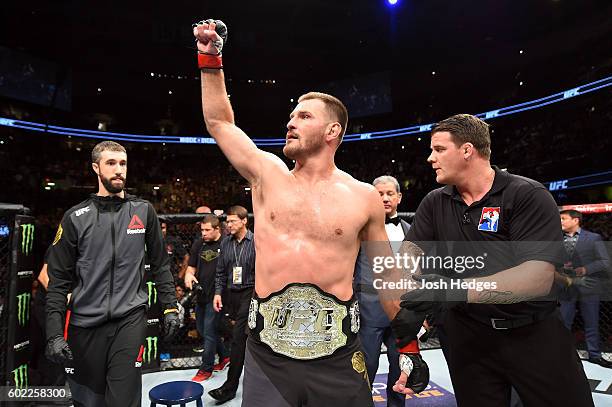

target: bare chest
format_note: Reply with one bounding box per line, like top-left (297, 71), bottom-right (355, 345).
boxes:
top-left (260, 182), bottom-right (366, 241)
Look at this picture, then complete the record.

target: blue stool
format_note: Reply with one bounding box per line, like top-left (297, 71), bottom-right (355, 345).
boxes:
top-left (149, 381), bottom-right (204, 407)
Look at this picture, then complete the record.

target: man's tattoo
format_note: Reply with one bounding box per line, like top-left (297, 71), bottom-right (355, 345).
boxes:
top-left (476, 290), bottom-right (532, 304)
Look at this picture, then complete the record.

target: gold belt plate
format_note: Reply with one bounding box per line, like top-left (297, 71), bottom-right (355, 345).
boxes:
top-left (258, 285), bottom-right (348, 360)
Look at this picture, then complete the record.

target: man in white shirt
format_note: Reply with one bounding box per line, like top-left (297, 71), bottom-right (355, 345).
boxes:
top-left (354, 175), bottom-right (411, 407)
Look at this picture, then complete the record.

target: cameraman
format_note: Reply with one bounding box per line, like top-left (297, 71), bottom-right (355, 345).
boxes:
top-left (184, 214), bottom-right (230, 382)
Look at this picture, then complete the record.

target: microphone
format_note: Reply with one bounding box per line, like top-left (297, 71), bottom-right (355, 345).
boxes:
top-left (462, 213), bottom-right (471, 224)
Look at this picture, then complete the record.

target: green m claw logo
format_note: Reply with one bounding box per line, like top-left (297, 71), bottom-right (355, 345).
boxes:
top-left (17, 293), bottom-right (31, 326)
top-left (144, 336), bottom-right (158, 364)
top-left (20, 224), bottom-right (35, 255)
top-left (146, 281), bottom-right (157, 306)
top-left (12, 364), bottom-right (28, 389)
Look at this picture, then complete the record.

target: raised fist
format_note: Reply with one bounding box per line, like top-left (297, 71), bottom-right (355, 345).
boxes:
top-left (193, 19), bottom-right (228, 56)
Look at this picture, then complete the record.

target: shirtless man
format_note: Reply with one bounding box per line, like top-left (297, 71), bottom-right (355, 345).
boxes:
top-left (193, 19), bottom-right (428, 407)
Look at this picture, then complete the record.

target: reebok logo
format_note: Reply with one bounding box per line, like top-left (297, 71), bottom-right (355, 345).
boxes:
top-left (127, 215), bottom-right (146, 235)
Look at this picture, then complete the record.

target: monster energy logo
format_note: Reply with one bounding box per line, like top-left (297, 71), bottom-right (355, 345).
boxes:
top-left (20, 224), bottom-right (35, 255)
top-left (12, 364), bottom-right (28, 389)
top-left (16, 293), bottom-right (31, 326)
top-left (144, 336), bottom-right (158, 364)
top-left (146, 281), bottom-right (157, 306)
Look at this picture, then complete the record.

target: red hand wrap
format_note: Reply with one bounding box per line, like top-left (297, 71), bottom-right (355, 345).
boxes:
top-left (198, 53), bottom-right (223, 69)
top-left (398, 339), bottom-right (420, 354)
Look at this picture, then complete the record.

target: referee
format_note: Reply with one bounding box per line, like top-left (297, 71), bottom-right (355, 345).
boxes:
top-left (394, 115), bottom-right (593, 406)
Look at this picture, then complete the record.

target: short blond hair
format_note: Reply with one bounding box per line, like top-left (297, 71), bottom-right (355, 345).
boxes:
top-left (298, 92), bottom-right (348, 142)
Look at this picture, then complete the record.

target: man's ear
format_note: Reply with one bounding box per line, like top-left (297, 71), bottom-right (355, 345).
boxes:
top-left (92, 162), bottom-right (99, 175)
top-left (462, 143), bottom-right (474, 159)
top-left (326, 122), bottom-right (341, 142)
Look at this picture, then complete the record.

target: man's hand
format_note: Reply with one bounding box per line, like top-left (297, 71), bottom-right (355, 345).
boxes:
top-left (184, 272), bottom-right (198, 290)
top-left (571, 276), bottom-right (597, 290)
top-left (45, 335), bottom-right (73, 365)
top-left (400, 273), bottom-right (468, 309)
top-left (193, 19), bottom-right (228, 69)
top-left (162, 308), bottom-right (180, 341)
top-left (393, 353), bottom-right (430, 394)
top-left (213, 294), bottom-right (223, 312)
top-left (574, 266), bottom-right (587, 277)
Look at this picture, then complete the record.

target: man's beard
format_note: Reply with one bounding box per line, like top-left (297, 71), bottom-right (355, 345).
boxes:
top-left (100, 174), bottom-right (125, 194)
top-left (283, 137), bottom-right (323, 160)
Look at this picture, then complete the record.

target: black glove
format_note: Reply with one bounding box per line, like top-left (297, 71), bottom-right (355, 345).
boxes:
top-left (571, 276), bottom-right (597, 290)
top-left (400, 273), bottom-right (468, 310)
top-left (390, 308), bottom-right (428, 347)
top-left (203, 19), bottom-right (228, 44)
top-left (399, 353), bottom-right (430, 393)
top-left (162, 308), bottom-right (180, 341)
top-left (45, 335), bottom-right (73, 365)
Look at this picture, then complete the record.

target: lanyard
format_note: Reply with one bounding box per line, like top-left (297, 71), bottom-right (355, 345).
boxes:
top-left (233, 239), bottom-right (245, 267)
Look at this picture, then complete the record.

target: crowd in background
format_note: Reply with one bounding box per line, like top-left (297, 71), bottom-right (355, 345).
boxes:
top-left (2, 91), bottom-right (611, 228)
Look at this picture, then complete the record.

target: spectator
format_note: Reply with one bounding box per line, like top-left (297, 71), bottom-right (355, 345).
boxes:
top-left (558, 209), bottom-right (612, 368)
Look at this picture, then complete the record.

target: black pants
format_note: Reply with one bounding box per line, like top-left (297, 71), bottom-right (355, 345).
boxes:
top-left (222, 287), bottom-right (253, 392)
top-left (65, 308), bottom-right (146, 407)
top-left (242, 336), bottom-right (373, 407)
top-left (442, 308), bottom-right (594, 407)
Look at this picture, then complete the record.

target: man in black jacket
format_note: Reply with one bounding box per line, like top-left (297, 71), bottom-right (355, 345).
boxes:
top-left (184, 214), bottom-right (230, 382)
top-left (45, 141), bottom-right (179, 407)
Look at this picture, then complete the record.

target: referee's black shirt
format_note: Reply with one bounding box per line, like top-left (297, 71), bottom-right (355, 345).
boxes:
top-left (406, 166), bottom-right (562, 320)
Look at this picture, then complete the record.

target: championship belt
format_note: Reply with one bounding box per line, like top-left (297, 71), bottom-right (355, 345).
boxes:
top-left (249, 283), bottom-right (359, 360)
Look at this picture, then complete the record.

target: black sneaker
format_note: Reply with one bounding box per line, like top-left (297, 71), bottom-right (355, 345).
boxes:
top-left (588, 357), bottom-right (612, 368)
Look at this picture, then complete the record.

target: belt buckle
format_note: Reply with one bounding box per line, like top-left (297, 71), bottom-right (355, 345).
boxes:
top-left (490, 318), bottom-right (509, 330)
top-left (258, 285), bottom-right (348, 359)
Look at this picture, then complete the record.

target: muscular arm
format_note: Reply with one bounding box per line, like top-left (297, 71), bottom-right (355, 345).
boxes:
top-left (200, 69), bottom-right (265, 185)
top-left (359, 187), bottom-right (401, 320)
top-left (468, 260), bottom-right (554, 304)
